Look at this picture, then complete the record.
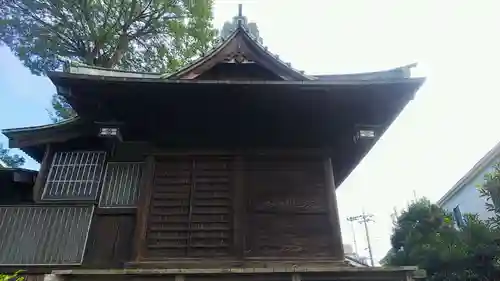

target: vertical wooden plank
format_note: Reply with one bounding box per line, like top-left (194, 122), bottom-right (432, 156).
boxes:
top-left (113, 215), bottom-right (136, 264)
top-left (187, 159), bottom-right (196, 256)
top-left (133, 155), bottom-right (155, 261)
top-left (33, 144), bottom-right (53, 202)
top-left (232, 156), bottom-right (245, 259)
top-left (323, 157), bottom-right (344, 260)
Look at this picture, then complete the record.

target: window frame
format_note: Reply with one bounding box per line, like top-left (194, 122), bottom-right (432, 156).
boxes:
top-left (98, 161), bottom-right (145, 208)
top-left (41, 150), bottom-right (107, 201)
top-left (452, 205), bottom-right (464, 227)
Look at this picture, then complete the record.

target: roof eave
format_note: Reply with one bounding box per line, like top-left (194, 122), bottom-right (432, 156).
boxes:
top-left (48, 71), bottom-right (425, 87)
top-left (2, 116), bottom-right (81, 136)
top-left (436, 140), bottom-right (500, 206)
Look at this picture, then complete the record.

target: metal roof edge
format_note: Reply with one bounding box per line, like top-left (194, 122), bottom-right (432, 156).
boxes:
top-left (64, 65), bottom-right (161, 79)
top-left (2, 116), bottom-right (81, 136)
top-left (49, 71), bottom-right (425, 86)
top-left (314, 63), bottom-right (418, 80)
top-left (436, 140), bottom-right (500, 206)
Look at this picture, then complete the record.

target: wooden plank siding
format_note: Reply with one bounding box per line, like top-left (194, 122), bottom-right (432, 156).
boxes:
top-left (135, 153), bottom-right (341, 262)
top-left (0, 206), bottom-right (94, 265)
top-left (143, 157), bottom-right (233, 258)
top-left (83, 215), bottom-right (136, 267)
top-left (244, 158), bottom-right (334, 257)
top-left (2, 146), bottom-right (343, 268)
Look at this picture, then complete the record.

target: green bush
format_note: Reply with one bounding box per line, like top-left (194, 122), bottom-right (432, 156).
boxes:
top-left (0, 271), bottom-right (25, 281)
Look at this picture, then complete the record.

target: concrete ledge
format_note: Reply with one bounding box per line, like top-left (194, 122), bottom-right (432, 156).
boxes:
top-left (52, 266), bottom-right (418, 275)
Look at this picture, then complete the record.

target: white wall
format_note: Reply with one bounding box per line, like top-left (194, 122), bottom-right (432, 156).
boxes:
top-left (439, 159), bottom-right (497, 221)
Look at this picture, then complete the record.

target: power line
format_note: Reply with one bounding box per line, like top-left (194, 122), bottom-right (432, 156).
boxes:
top-left (347, 211), bottom-right (375, 266)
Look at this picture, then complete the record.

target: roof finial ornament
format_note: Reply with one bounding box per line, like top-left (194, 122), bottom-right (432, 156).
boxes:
top-left (236, 4), bottom-right (243, 26)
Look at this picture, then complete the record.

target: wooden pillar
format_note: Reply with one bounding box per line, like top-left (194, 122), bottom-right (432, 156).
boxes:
top-left (133, 155), bottom-right (155, 261)
top-left (232, 156), bottom-right (245, 259)
top-left (323, 157), bottom-right (344, 260)
top-left (33, 144), bottom-right (53, 202)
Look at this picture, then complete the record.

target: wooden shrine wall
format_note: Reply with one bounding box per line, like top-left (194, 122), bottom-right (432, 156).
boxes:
top-left (143, 156), bottom-right (234, 258)
top-left (138, 154), bottom-right (338, 260)
top-left (244, 158), bottom-right (333, 257)
top-left (17, 141), bottom-right (342, 269)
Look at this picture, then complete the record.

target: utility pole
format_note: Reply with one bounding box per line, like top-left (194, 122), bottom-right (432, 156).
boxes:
top-left (347, 211), bottom-right (375, 266)
top-left (346, 217), bottom-right (359, 255)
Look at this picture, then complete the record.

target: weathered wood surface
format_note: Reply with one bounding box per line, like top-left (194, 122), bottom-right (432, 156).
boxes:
top-left (244, 158), bottom-right (333, 257)
top-left (144, 157), bottom-right (233, 258)
top-left (136, 154), bottom-right (337, 260)
top-left (50, 266), bottom-right (420, 281)
top-left (83, 214), bottom-right (135, 267)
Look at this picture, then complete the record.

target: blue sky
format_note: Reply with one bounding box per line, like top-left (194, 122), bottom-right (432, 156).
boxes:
top-left (1, 0), bottom-right (500, 263)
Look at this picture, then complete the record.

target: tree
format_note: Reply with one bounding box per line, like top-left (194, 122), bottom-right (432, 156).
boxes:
top-left (1, 0), bottom-right (218, 122)
top-left (383, 198), bottom-right (500, 281)
top-left (48, 94), bottom-right (76, 123)
top-left (0, 144), bottom-right (25, 168)
top-left (479, 162), bottom-right (500, 229)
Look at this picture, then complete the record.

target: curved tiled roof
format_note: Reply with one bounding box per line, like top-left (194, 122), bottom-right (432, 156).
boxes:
top-left (2, 116), bottom-right (81, 135)
top-left (313, 63), bottom-right (417, 81)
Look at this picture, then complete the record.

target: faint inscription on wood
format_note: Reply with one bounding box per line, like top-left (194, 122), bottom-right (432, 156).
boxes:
top-left (246, 214), bottom-right (334, 257)
top-left (252, 195), bottom-right (326, 213)
top-left (243, 158), bottom-right (333, 257)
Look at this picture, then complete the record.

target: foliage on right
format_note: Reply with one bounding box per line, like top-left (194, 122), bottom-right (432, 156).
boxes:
top-left (382, 196), bottom-right (500, 280)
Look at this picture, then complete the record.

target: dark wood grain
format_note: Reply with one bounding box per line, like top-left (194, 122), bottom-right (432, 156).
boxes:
top-left (32, 144), bottom-right (53, 202)
top-left (244, 157), bottom-right (334, 258)
top-left (323, 157), bottom-right (345, 260)
top-left (83, 214), bottom-right (136, 267)
top-left (143, 156), bottom-right (234, 259)
top-left (133, 155), bottom-right (156, 261)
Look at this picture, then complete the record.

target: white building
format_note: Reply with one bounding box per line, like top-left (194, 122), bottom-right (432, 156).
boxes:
top-left (437, 142), bottom-right (500, 225)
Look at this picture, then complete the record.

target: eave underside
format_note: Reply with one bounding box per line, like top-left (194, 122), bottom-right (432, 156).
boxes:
top-left (5, 76), bottom-right (424, 185)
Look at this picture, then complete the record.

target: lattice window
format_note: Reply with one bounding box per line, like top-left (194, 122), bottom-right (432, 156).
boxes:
top-left (0, 206), bottom-right (94, 265)
top-left (42, 151), bottom-right (106, 200)
top-left (99, 162), bottom-right (144, 208)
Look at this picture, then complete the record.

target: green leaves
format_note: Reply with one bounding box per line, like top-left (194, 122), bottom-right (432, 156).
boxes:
top-left (0, 144), bottom-right (25, 168)
top-left (0, 270), bottom-right (25, 281)
top-left (0, 0), bottom-right (217, 121)
top-left (48, 94), bottom-right (75, 123)
top-left (384, 198), bottom-right (500, 281)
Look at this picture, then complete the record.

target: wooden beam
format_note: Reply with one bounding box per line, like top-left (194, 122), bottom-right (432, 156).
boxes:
top-left (133, 155), bottom-right (155, 261)
top-left (323, 157), bottom-right (344, 260)
top-left (148, 148), bottom-right (331, 157)
top-left (33, 144), bottom-right (53, 202)
top-left (52, 266), bottom-right (418, 275)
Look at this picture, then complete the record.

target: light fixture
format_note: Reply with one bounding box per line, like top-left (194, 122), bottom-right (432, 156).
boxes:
top-left (353, 126), bottom-right (377, 143)
top-left (99, 127), bottom-right (119, 137)
top-left (359, 130), bottom-right (375, 139)
top-left (97, 123), bottom-right (123, 142)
